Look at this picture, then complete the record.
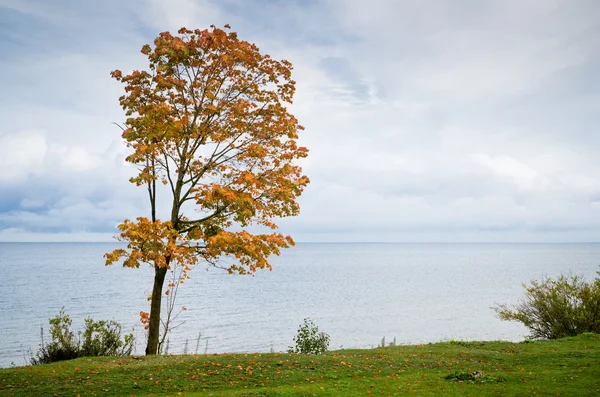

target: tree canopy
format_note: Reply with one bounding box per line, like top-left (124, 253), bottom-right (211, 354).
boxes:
top-left (105, 25), bottom-right (309, 354)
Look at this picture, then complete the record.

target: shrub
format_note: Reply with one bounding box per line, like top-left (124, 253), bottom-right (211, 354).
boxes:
top-left (80, 318), bottom-right (135, 357)
top-left (30, 309), bottom-right (135, 365)
top-left (494, 273), bottom-right (600, 339)
top-left (445, 371), bottom-right (506, 384)
top-left (288, 318), bottom-right (330, 354)
top-left (30, 309), bottom-right (80, 365)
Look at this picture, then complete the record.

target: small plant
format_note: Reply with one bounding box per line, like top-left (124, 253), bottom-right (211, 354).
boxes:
top-left (163, 338), bottom-right (170, 355)
top-left (288, 318), bottom-right (330, 354)
top-left (445, 371), bottom-right (506, 384)
top-left (448, 340), bottom-right (486, 348)
top-left (378, 336), bottom-right (398, 347)
top-left (30, 308), bottom-right (134, 365)
top-left (494, 272), bottom-right (600, 339)
top-left (195, 332), bottom-right (202, 354)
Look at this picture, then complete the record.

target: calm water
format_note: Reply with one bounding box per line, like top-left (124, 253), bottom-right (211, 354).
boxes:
top-left (1, 242), bottom-right (599, 367)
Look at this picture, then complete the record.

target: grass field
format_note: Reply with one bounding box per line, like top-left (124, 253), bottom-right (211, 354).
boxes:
top-left (1, 333), bottom-right (599, 396)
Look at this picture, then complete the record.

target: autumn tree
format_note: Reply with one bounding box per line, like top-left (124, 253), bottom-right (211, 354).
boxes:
top-left (105, 25), bottom-right (309, 355)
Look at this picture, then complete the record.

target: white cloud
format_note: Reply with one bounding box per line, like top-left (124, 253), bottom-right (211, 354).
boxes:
top-left (139, 0), bottom-right (223, 32)
top-left (54, 145), bottom-right (101, 172)
top-left (472, 153), bottom-right (540, 189)
top-left (0, 228), bottom-right (115, 242)
top-left (0, 130), bottom-right (47, 183)
top-left (0, 0), bottom-right (599, 242)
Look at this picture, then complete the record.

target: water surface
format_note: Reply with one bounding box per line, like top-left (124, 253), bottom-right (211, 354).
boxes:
top-left (1, 242), bottom-right (598, 367)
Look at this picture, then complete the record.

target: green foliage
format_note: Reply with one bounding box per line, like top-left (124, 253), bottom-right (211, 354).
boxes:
top-left (80, 318), bottom-right (135, 357)
top-left (495, 273), bottom-right (600, 339)
top-left (444, 371), bottom-right (506, 384)
top-left (288, 318), bottom-right (330, 354)
top-left (30, 309), bottom-right (134, 365)
top-left (30, 309), bottom-right (81, 365)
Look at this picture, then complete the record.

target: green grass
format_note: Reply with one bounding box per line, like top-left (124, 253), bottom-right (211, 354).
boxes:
top-left (1, 333), bottom-right (599, 396)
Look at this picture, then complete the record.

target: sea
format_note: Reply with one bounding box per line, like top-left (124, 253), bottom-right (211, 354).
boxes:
top-left (1, 242), bottom-right (599, 367)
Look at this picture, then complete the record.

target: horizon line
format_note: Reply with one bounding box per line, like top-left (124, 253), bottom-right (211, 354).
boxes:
top-left (1, 241), bottom-right (599, 244)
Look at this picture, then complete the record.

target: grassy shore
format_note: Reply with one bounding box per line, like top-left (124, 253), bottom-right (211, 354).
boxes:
top-left (1, 333), bottom-right (599, 396)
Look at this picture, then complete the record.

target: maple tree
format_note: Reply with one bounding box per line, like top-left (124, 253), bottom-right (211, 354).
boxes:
top-left (105, 25), bottom-right (309, 355)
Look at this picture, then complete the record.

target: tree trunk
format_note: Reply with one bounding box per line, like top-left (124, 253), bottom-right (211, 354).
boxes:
top-left (146, 265), bottom-right (168, 355)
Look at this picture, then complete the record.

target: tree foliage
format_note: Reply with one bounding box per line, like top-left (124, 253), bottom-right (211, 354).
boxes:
top-left (495, 273), bottom-right (600, 339)
top-left (105, 25), bottom-right (309, 355)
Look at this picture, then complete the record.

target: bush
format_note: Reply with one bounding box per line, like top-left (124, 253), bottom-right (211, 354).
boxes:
top-left (30, 309), bottom-right (135, 365)
top-left (80, 318), bottom-right (135, 357)
top-left (494, 273), bottom-right (600, 339)
top-left (445, 371), bottom-right (506, 384)
top-left (288, 318), bottom-right (330, 354)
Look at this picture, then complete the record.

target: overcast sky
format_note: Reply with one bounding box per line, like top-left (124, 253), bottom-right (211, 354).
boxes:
top-left (0, 0), bottom-right (599, 243)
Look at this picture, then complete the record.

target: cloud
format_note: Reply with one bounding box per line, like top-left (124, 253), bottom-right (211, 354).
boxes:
top-left (0, 130), bottom-right (46, 183)
top-left (0, 125), bottom-right (146, 237)
top-left (472, 154), bottom-right (540, 189)
top-left (137, 0), bottom-right (222, 33)
top-left (0, 0), bottom-right (599, 242)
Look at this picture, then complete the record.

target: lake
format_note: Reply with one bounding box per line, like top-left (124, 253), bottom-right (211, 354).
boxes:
top-left (1, 242), bottom-right (599, 367)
